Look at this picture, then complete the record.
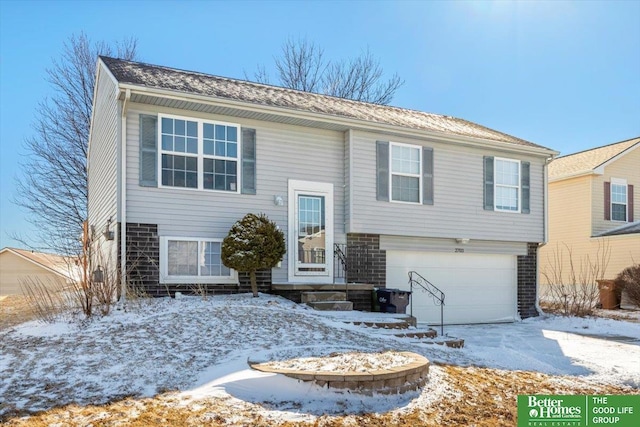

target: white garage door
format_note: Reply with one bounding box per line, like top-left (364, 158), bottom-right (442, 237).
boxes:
top-left (386, 251), bottom-right (517, 325)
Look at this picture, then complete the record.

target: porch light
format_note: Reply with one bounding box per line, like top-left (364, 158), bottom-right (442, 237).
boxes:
top-left (455, 238), bottom-right (470, 245)
top-left (103, 219), bottom-right (114, 240)
top-left (92, 266), bottom-right (104, 283)
top-left (274, 195), bottom-right (284, 206)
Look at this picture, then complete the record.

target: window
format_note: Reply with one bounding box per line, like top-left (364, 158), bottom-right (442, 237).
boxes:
top-left (161, 117), bottom-right (198, 188)
top-left (159, 115), bottom-right (240, 192)
top-left (611, 179), bottom-right (628, 222)
top-left (160, 237), bottom-right (235, 284)
top-left (391, 143), bottom-right (421, 203)
top-left (494, 158), bottom-right (520, 212)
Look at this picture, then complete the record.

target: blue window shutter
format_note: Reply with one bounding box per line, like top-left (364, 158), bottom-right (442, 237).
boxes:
top-left (139, 115), bottom-right (157, 187)
top-left (241, 128), bottom-right (256, 195)
top-left (376, 141), bottom-right (389, 201)
top-left (521, 161), bottom-right (530, 214)
top-left (483, 156), bottom-right (494, 210)
top-left (422, 147), bottom-right (434, 205)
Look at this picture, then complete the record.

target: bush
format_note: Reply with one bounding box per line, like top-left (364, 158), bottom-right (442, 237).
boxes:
top-left (540, 241), bottom-right (610, 316)
top-left (222, 213), bottom-right (286, 297)
top-left (615, 264), bottom-right (640, 308)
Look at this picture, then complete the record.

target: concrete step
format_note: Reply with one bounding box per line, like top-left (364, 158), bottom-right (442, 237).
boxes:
top-left (301, 291), bottom-right (347, 303)
top-left (348, 319), bottom-right (412, 329)
top-left (420, 338), bottom-right (465, 349)
top-left (308, 300), bottom-right (353, 311)
top-left (394, 329), bottom-right (438, 339)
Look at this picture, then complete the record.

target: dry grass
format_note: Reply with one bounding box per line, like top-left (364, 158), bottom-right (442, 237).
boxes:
top-left (0, 295), bottom-right (38, 330)
top-left (2, 296), bottom-right (638, 426)
top-left (3, 365), bottom-right (636, 427)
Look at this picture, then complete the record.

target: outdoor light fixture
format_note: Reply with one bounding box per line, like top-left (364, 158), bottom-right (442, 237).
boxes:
top-left (274, 195), bottom-right (284, 206)
top-left (92, 266), bottom-right (104, 283)
top-left (455, 238), bottom-right (470, 245)
top-left (103, 218), bottom-right (114, 240)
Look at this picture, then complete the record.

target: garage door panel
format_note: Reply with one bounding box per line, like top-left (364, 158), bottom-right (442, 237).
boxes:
top-left (386, 251), bottom-right (517, 324)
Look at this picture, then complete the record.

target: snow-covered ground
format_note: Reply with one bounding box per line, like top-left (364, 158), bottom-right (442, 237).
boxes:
top-left (1, 293), bottom-right (639, 421)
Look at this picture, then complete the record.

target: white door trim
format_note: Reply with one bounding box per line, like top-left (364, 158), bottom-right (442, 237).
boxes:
top-left (288, 179), bottom-right (334, 283)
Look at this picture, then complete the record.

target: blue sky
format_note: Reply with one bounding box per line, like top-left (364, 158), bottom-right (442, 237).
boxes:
top-left (1, 0), bottom-right (639, 249)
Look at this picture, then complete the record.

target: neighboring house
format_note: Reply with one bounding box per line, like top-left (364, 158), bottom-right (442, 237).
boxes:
top-left (87, 57), bottom-right (557, 324)
top-left (0, 247), bottom-right (76, 295)
top-left (539, 137), bottom-right (640, 290)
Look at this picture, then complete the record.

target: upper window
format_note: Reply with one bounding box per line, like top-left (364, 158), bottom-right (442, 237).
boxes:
top-left (494, 158), bottom-right (520, 212)
top-left (160, 237), bottom-right (235, 284)
top-left (391, 143), bottom-right (421, 203)
top-left (159, 115), bottom-right (240, 192)
top-left (611, 179), bottom-right (628, 222)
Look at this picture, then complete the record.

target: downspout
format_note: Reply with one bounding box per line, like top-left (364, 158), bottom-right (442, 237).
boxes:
top-left (119, 88), bottom-right (131, 304)
top-left (536, 156), bottom-right (553, 315)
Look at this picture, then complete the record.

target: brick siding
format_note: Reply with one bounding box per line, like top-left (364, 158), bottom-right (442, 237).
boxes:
top-left (346, 233), bottom-right (386, 287)
top-left (517, 242), bottom-right (539, 319)
top-left (122, 222), bottom-right (271, 297)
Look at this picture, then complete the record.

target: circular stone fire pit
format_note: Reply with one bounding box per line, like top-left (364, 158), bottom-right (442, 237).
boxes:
top-left (250, 351), bottom-right (429, 395)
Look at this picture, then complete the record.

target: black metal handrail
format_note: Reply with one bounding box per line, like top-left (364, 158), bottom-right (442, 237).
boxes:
top-left (408, 271), bottom-right (445, 335)
top-left (334, 243), bottom-right (348, 299)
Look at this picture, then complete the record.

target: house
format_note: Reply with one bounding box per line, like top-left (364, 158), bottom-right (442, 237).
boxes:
top-left (87, 57), bottom-right (557, 324)
top-left (539, 137), bottom-right (639, 291)
top-left (0, 247), bottom-right (76, 295)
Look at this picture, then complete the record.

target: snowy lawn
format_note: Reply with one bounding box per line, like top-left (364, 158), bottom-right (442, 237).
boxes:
top-left (1, 293), bottom-right (639, 426)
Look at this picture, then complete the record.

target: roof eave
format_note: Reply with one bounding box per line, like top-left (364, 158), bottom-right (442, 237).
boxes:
top-left (0, 248), bottom-right (73, 281)
top-left (593, 141), bottom-right (640, 174)
top-left (548, 170), bottom-right (598, 183)
top-left (117, 82), bottom-right (558, 157)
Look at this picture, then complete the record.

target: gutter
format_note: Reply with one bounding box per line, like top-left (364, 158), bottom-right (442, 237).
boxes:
top-left (536, 155), bottom-right (555, 316)
top-left (119, 88), bottom-right (131, 304)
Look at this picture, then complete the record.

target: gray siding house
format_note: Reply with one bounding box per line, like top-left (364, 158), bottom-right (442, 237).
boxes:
top-left (88, 56), bottom-right (557, 324)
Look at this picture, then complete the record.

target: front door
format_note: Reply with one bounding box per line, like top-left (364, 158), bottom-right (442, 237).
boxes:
top-left (288, 180), bottom-right (334, 282)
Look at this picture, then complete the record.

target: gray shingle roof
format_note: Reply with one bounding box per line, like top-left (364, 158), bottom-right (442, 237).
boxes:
top-left (101, 56), bottom-right (551, 150)
top-left (594, 221), bottom-right (640, 237)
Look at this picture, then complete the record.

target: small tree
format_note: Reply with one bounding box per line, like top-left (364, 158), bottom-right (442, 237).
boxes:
top-left (222, 213), bottom-right (286, 297)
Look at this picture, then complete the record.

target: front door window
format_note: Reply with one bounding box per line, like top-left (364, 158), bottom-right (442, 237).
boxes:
top-left (297, 195), bottom-right (326, 272)
top-left (288, 180), bottom-right (334, 283)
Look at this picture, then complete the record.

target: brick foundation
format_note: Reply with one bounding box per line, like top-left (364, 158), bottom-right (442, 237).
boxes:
top-left (122, 223), bottom-right (161, 295)
top-left (122, 222), bottom-right (271, 297)
top-left (346, 233), bottom-right (386, 286)
top-left (517, 242), bottom-right (539, 319)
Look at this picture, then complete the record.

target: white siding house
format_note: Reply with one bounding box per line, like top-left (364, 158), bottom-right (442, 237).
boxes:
top-left (87, 57), bottom-right (557, 324)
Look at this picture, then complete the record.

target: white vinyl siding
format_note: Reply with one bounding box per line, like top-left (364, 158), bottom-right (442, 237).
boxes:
top-left (126, 107), bottom-right (346, 283)
top-left (87, 64), bottom-right (120, 263)
top-left (349, 130), bottom-right (546, 242)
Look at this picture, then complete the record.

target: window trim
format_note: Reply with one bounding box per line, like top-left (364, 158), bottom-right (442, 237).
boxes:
top-left (389, 141), bottom-right (423, 204)
top-left (493, 157), bottom-right (521, 213)
top-left (610, 178), bottom-right (628, 222)
top-left (159, 236), bottom-right (237, 284)
top-left (157, 113), bottom-right (241, 194)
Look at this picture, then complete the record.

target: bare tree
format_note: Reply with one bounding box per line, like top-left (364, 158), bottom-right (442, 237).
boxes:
top-left (13, 33), bottom-right (137, 255)
top-left (275, 37), bottom-right (326, 92)
top-left (249, 38), bottom-right (403, 105)
top-left (323, 48), bottom-right (403, 105)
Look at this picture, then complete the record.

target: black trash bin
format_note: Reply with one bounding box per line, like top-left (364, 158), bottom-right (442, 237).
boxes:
top-left (376, 288), bottom-right (412, 313)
